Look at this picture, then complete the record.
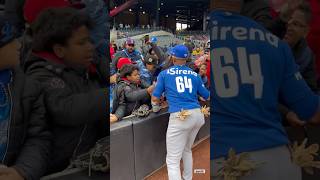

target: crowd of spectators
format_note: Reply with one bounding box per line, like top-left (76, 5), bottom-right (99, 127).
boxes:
top-left (109, 31), bottom-right (210, 123)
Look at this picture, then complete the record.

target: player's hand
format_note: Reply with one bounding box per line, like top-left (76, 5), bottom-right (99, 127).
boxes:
top-left (286, 111), bottom-right (306, 127)
top-left (161, 101), bottom-right (168, 108)
top-left (0, 167), bottom-right (24, 180)
top-left (110, 114), bottom-right (118, 124)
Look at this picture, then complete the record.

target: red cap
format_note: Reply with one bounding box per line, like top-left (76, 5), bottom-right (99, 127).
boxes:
top-left (117, 58), bottom-right (132, 70)
top-left (24, 0), bottom-right (85, 24)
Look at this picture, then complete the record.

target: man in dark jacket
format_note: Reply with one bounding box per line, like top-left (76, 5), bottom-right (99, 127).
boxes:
top-left (110, 38), bottom-right (144, 75)
top-left (283, 2), bottom-right (318, 92)
top-left (281, 2), bottom-right (319, 127)
top-left (24, 8), bottom-right (107, 173)
top-left (0, 18), bottom-right (51, 180)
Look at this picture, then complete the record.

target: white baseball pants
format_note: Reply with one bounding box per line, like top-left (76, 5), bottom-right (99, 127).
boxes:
top-left (166, 108), bottom-right (205, 180)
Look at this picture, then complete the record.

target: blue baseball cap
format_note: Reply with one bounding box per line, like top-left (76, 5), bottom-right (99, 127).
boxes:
top-left (0, 17), bottom-right (16, 48)
top-left (168, 45), bottom-right (189, 59)
top-left (151, 36), bottom-right (158, 43)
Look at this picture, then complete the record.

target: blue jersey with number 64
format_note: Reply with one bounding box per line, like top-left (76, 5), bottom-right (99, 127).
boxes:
top-left (153, 65), bottom-right (210, 113)
top-left (210, 10), bottom-right (319, 159)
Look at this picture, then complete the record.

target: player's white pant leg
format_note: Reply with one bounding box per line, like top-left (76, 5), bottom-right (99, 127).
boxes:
top-left (182, 109), bottom-right (205, 180)
top-left (166, 108), bottom-right (203, 180)
top-left (211, 145), bottom-right (301, 180)
top-left (166, 117), bottom-right (189, 180)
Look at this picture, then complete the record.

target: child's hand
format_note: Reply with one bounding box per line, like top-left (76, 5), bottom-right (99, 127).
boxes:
top-left (110, 114), bottom-right (118, 124)
top-left (147, 84), bottom-right (155, 95)
top-left (286, 111), bottom-right (305, 127)
top-left (0, 167), bottom-right (24, 180)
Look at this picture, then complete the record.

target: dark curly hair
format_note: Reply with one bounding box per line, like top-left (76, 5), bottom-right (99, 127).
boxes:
top-left (31, 7), bottom-right (94, 52)
top-left (120, 64), bottom-right (139, 78)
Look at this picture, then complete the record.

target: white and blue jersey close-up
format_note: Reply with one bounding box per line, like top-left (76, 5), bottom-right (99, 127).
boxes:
top-left (209, 10), bottom-right (319, 159)
top-left (153, 65), bottom-right (210, 113)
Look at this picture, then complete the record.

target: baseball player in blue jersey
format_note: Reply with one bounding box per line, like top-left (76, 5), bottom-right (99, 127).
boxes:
top-left (152, 45), bottom-right (210, 180)
top-left (210, 1), bottom-right (320, 180)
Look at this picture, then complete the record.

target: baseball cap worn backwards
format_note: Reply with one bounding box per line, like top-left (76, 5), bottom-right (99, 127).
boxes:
top-left (168, 45), bottom-right (189, 59)
top-left (0, 18), bottom-right (16, 48)
top-left (145, 54), bottom-right (158, 65)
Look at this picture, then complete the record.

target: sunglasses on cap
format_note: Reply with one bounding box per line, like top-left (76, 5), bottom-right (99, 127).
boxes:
top-left (127, 44), bottom-right (135, 47)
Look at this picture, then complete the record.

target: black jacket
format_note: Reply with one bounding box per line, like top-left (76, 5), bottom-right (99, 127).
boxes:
top-left (24, 52), bottom-right (107, 173)
top-left (112, 79), bottom-right (150, 120)
top-left (2, 68), bottom-right (51, 180)
top-left (279, 39), bottom-right (318, 120)
top-left (292, 39), bottom-right (318, 93)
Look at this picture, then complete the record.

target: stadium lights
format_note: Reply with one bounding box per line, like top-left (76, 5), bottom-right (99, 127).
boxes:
top-left (143, 11), bottom-right (146, 14)
top-left (161, 2), bottom-right (164, 5)
top-left (140, 6), bottom-right (142, 9)
top-left (166, 15), bottom-right (169, 18)
top-left (158, 8), bottom-right (160, 10)
top-left (129, 9), bottom-right (132, 12)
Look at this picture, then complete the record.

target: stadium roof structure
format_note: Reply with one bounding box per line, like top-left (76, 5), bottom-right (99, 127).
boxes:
top-left (110, 0), bottom-right (210, 30)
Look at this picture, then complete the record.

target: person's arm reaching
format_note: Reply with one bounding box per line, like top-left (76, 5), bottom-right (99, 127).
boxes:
top-left (28, 72), bottom-right (107, 127)
top-left (151, 42), bottom-right (167, 64)
top-left (279, 43), bottom-right (320, 124)
top-left (197, 75), bottom-right (210, 100)
top-left (124, 86), bottom-right (152, 102)
top-left (151, 72), bottom-right (165, 112)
